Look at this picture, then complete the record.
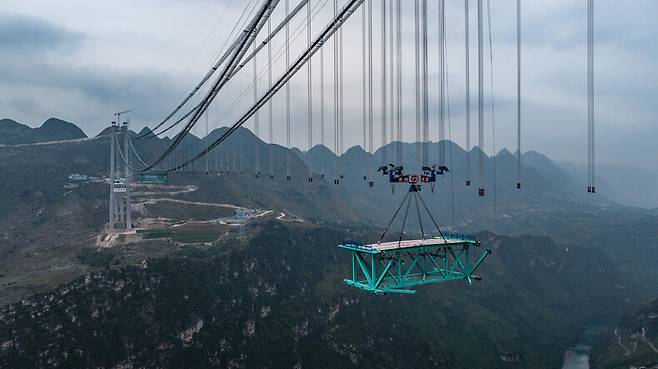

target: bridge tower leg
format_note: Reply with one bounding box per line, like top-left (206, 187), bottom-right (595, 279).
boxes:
top-left (109, 121), bottom-right (117, 233)
top-left (116, 125), bottom-right (125, 227)
top-left (122, 121), bottom-right (132, 230)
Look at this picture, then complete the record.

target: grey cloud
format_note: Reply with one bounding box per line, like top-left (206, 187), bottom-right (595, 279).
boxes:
top-left (0, 58), bottom-right (177, 134)
top-left (0, 0), bottom-right (656, 172)
top-left (10, 94), bottom-right (43, 116)
top-left (0, 13), bottom-right (84, 54)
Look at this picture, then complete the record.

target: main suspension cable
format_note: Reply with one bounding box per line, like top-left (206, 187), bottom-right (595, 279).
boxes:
top-left (143, 0), bottom-right (276, 171)
top-left (127, 133), bottom-right (149, 167)
top-left (115, 133), bottom-right (145, 173)
top-left (219, 0), bottom-right (330, 122)
top-left (151, 0), bottom-right (316, 141)
top-left (236, 0), bottom-right (311, 75)
top-left (142, 0), bottom-right (257, 138)
top-left (164, 0), bottom-right (366, 173)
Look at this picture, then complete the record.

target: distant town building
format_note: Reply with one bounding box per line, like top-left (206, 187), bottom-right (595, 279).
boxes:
top-left (68, 173), bottom-right (91, 182)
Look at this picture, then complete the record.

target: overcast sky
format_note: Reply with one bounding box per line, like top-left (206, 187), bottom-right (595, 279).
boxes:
top-left (1, 0), bottom-right (656, 170)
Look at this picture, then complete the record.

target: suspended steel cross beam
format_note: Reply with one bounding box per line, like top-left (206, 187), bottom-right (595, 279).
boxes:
top-left (339, 166), bottom-right (490, 295)
top-left (339, 236), bottom-right (490, 294)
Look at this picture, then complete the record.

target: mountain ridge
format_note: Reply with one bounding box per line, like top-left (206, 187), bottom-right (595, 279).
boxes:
top-left (3, 116), bottom-right (652, 210)
top-left (0, 117), bottom-right (87, 145)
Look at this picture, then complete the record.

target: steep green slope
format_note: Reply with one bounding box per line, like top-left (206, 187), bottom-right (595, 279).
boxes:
top-left (35, 118), bottom-right (87, 141)
top-left (0, 119), bottom-right (32, 144)
top-left (0, 221), bottom-right (624, 369)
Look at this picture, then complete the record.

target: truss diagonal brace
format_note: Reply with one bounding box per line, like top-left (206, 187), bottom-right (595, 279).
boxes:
top-left (469, 248), bottom-right (491, 278)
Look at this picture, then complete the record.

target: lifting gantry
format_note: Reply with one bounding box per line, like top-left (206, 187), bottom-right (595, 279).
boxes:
top-left (339, 164), bottom-right (491, 294)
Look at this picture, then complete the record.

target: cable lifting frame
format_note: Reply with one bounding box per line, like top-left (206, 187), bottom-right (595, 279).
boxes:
top-left (339, 166), bottom-right (491, 294)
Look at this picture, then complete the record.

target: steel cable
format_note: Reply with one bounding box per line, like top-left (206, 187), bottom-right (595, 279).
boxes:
top-left (164, 0), bottom-right (365, 173)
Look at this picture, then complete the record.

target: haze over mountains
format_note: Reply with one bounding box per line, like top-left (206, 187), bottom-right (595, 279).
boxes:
top-left (558, 161), bottom-right (658, 210)
top-left (0, 117), bottom-right (656, 368)
top-left (2, 117), bottom-right (655, 210)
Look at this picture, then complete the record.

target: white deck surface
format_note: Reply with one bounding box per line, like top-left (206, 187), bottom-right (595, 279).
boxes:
top-left (367, 238), bottom-right (466, 251)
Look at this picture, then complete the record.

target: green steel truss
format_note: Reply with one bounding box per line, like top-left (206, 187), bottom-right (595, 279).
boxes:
top-left (338, 237), bottom-right (491, 294)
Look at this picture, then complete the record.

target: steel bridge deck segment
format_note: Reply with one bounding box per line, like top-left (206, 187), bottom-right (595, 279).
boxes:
top-left (338, 236), bottom-right (490, 295)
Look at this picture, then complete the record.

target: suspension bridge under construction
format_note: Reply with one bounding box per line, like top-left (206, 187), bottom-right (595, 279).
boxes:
top-left (107, 0), bottom-right (598, 294)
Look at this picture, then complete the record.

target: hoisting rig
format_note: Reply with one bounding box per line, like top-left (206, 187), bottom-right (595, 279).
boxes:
top-left (339, 164), bottom-right (491, 294)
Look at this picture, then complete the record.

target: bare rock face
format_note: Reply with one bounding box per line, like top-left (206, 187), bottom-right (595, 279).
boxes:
top-left (179, 318), bottom-right (204, 346)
